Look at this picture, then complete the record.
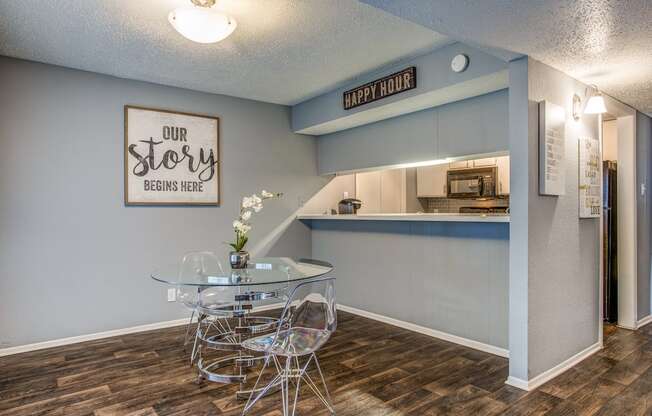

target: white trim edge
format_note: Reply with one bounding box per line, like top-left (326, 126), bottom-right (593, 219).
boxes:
top-left (0, 303), bottom-right (285, 357)
top-left (505, 341), bottom-right (602, 391)
top-left (337, 304), bottom-right (509, 358)
top-left (637, 315), bottom-right (652, 329)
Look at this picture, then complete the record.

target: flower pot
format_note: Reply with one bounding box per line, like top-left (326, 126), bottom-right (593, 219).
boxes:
top-left (229, 250), bottom-right (250, 269)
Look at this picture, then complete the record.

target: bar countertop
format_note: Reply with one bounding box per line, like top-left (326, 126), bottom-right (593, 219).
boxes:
top-left (297, 213), bottom-right (510, 223)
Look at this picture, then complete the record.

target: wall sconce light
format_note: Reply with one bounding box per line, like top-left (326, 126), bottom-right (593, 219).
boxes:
top-left (572, 94), bottom-right (582, 121)
top-left (583, 84), bottom-right (607, 115)
top-left (572, 84), bottom-right (607, 121)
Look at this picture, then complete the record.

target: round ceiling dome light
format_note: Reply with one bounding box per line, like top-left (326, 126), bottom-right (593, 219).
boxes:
top-left (168, 0), bottom-right (237, 44)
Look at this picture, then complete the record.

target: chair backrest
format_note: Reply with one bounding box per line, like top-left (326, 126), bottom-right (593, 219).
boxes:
top-left (177, 251), bottom-right (225, 307)
top-left (274, 277), bottom-right (337, 351)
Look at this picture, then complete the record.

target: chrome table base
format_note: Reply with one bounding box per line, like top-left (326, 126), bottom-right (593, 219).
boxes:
top-left (189, 288), bottom-right (287, 400)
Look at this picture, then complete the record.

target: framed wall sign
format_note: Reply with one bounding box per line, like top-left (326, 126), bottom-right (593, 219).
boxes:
top-left (124, 106), bottom-right (220, 206)
top-left (343, 67), bottom-right (416, 110)
top-left (538, 100), bottom-right (566, 196)
top-left (578, 136), bottom-right (601, 218)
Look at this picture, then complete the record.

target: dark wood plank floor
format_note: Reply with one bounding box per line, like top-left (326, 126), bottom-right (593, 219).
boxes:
top-left (1, 312), bottom-right (651, 415)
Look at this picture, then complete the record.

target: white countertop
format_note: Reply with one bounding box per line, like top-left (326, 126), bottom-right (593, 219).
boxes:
top-left (297, 213), bottom-right (510, 223)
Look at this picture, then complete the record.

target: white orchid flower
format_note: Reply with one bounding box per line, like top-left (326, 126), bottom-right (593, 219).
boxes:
top-left (242, 197), bottom-right (253, 209)
top-left (252, 194), bottom-right (262, 204)
top-left (253, 204), bottom-right (263, 213)
top-left (261, 190), bottom-right (274, 198)
top-left (241, 210), bottom-right (252, 221)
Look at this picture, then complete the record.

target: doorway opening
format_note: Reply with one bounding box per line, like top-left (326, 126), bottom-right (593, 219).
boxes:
top-left (602, 115), bottom-right (618, 323)
top-left (599, 109), bottom-right (637, 332)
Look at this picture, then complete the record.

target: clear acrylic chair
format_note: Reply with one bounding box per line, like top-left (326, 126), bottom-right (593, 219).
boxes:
top-left (177, 251), bottom-right (226, 362)
top-left (241, 277), bottom-right (337, 416)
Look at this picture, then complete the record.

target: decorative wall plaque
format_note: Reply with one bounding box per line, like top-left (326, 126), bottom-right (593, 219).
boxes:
top-left (124, 106), bottom-right (220, 206)
top-left (538, 101), bottom-right (566, 196)
top-left (343, 67), bottom-right (416, 110)
top-left (579, 136), bottom-right (601, 218)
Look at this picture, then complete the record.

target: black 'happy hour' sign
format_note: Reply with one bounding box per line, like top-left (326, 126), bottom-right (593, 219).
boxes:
top-left (124, 106), bottom-right (220, 206)
top-left (343, 67), bottom-right (416, 110)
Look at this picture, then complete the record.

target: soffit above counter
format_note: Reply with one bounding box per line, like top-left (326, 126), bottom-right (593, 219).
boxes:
top-left (291, 42), bottom-right (508, 136)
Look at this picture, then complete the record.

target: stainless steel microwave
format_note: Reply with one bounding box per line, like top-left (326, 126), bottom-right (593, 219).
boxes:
top-left (447, 167), bottom-right (497, 199)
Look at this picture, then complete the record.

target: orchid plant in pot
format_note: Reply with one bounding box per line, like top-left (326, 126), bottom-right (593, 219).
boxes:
top-left (228, 190), bottom-right (281, 269)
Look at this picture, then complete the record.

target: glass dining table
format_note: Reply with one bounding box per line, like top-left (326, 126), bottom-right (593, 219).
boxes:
top-left (150, 257), bottom-right (333, 398)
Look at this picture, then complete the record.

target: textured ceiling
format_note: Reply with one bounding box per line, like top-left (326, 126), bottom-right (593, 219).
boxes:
top-left (0, 0), bottom-right (450, 105)
top-left (362, 0), bottom-right (652, 115)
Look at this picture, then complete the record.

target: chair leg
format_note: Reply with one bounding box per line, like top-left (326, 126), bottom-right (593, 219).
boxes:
top-left (183, 309), bottom-right (196, 350)
top-left (243, 354), bottom-right (272, 414)
top-left (190, 314), bottom-right (204, 366)
top-left (303, 353), bottom-right (334, 414)
top-left (282, 356), bottom-right (291, 416)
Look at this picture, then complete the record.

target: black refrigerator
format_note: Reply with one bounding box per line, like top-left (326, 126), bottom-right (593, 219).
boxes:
top-left (603, 161), bottom-right (618, 323)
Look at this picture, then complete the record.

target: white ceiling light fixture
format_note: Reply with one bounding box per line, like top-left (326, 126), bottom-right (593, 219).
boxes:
top-left (583, 84), bottom-right (607, 115)
top-left (168, 0), bottom-right (237, 44)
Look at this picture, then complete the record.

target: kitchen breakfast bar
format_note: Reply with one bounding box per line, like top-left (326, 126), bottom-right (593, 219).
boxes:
top-left (299, 213), bottom-right (509, 356)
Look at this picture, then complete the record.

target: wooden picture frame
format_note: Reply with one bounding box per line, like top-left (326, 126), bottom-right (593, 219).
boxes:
top-left (124, 105), bottom-right (220, 206)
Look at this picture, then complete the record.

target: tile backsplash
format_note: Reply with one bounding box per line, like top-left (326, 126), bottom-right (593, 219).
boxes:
top-left (421, 196), bottom-right (510, 213)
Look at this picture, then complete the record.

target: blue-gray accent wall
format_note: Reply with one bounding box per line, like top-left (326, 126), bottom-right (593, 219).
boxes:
top-left (291, 42), bottom-right (508, 135)
top-left (0, 56), bottom-right (326, 348)
top-left (308, 219), bottom-right (509, 350)
top-left (317, 89), bottom-right (508, 174)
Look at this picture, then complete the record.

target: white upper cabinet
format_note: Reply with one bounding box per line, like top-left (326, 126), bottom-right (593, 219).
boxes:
top-left (449, 160), bottom-right (470, 169)
top-left (417, 164), bottom-right (448, 197)
top-left (496, 156), bottom-right (510, 195)
top-left (473, 157), bottom-right (497, 167)
top-left (356, 169), bottom-right (407, 213)
top-left (355, 171), bottom-right (381, 214)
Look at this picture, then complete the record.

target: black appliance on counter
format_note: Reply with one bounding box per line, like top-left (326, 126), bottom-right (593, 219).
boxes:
top-left (447, 167), bottom-right (497, 199)
top-left (603, 161), bottom-right (618, 323)
top-left (338, 198), bottom-right (362, 214)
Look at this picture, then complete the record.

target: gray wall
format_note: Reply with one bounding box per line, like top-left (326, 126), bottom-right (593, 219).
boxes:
top-left (637, 111), bottom-right (652, 319)
top-left (318, 89), bottom-right (508, 174)
top-left (309, 220), bottom-right (509, 349)
top-left (0, 57), bottom-right (326, 347)
top-left (509, 58), bottom-right (601, 381)
top-left (291, 42), bottom-right (507, 134)
top-left (507, 58), bottom-right (530, 381)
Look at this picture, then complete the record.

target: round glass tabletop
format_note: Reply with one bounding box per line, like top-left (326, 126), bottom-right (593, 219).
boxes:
top-left (151, 257), bottom-right (333, 287)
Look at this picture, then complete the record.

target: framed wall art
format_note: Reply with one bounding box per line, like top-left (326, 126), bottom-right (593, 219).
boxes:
top-left (578, 135), bottom-right (601, 218)
top-left (124, 106), bottom-right (220, 206)
top-left (538, 100), bottom-right (566, 196)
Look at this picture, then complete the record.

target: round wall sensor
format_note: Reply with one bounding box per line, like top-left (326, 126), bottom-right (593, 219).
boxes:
top-left (451, 54), bottom-right (469, 73)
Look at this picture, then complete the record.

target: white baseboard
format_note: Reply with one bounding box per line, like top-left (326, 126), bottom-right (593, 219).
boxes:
top-left (337, 304), bottom-right (509, 358)
top-left (0, 303), bottom-right (286, 358)
top-left (636, 315), bottom-right (652, 329)
top-left (2, 303), bottom-right (505, 359)
top-left (505, 341), bottom-right (602, 391)
top-left (0, 317), bottom-right (193, 357)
